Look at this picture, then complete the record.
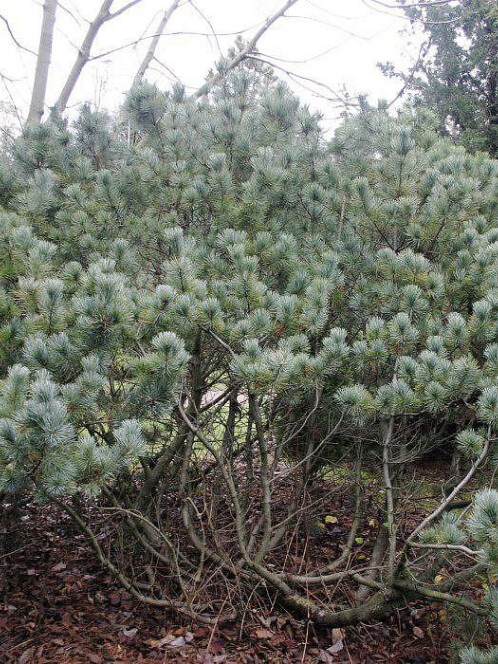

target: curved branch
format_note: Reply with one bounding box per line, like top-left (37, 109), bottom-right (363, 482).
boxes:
top-left (195, 0), bottom-right (300, 98)
top-left (0, 14), bottom-right (37, 55)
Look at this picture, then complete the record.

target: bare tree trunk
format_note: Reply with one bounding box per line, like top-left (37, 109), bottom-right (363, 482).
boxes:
top-left (54, 0), bottom-right (114, 114)
top-left (53, 0), bottom-right (145, 114)
top-left (134, 0), bottom-right (181, 85)
top-left (27, 0), bottom-right (58, 124)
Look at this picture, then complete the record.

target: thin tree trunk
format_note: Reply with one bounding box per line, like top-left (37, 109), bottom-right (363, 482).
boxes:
top-left (27, 0), bottom-right (58, 124)
top-left (133, 0), bottom-right (181, 84)
top-left (54, 0), bottom-right (114, 114)
top-left (382, 417), bottom-right (396, 573)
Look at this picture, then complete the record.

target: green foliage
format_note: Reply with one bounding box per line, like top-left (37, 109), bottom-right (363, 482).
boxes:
top-left (460, 646), bottom-right (498, 664)
top-left (419, 512), bottom-right (466, 546)
top-left (1, 79), bottom-right (498, 489)
top-left (381, 0), bottom-right (498, 154)
top-left (468, 489), bottom-right (498, 571)
top-left (1, 68), bottom-right (498, 642)
top-left (0, 364), bottom-right (145, 498)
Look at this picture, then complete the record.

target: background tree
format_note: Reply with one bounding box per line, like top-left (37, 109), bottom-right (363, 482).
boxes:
top-left (27, 0), bottom-right (58, 124)
top-left (380, 0), bottom-right (498, 153)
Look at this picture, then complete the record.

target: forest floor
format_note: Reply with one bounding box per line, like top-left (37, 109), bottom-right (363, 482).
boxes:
top-left (0, 493), bottom-right (465, 664)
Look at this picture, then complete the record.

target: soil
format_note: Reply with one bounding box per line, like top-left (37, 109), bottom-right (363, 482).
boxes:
top-left (0, 498), bottom-right (459, 663)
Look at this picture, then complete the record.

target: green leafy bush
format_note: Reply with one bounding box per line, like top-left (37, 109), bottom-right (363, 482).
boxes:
top-left (0, 71), bottom-right (498, 642)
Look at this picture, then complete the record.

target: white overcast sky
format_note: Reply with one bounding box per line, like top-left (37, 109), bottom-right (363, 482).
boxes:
top-left (0, 0), bottom-right (421, 128)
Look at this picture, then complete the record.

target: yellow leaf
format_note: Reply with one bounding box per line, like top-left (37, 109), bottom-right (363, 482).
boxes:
top-left (368, 519), bottom-right (377, 527)
top-left (325, 515), bottom-right (338, 524)
top-left (434, 575), bottom-right (444, 585)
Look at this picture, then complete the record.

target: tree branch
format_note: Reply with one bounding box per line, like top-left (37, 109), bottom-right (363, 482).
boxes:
top-left (54, 0), bottom-right (147, 113)
top-left (406, 438), bottom-right (489, 546)
top-left (134, 0), bottom-right (182, 84)
top-left (0, 14), bottom-right (37, 56)
top-left (194, 0), bottom-right (300, 98)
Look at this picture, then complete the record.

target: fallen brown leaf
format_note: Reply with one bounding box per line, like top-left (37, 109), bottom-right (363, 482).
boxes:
top-left (413, 625), bottom-right (424, 639)
top-left (122, 627), bottom-right (138, 638)
top-left (145, 635), bottom-right (175, 648)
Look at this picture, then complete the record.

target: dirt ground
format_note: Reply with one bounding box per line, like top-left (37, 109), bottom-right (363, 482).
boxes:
top-left (0, 496), bottom-right (462, 663)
